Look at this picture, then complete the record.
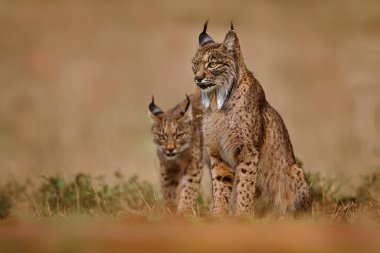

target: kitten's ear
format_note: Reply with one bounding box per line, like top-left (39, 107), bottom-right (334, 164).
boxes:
top-left (179, 95), bottom-right (193, 123)
top-left (148, 96), bottom-right (163, 121)
top-left (199, 20), bottom-right (215, 46)
top-left (223, 22), bottom-right (240, 52)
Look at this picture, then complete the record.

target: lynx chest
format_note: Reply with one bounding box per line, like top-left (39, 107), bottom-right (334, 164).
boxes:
top-left (202, 110), bottom-right (241, 169)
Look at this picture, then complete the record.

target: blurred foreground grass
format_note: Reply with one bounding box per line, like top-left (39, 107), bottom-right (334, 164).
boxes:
top-left (1, 219), bottom-right (380, 253)
top-left (0, 169), bottom-right (379, 253)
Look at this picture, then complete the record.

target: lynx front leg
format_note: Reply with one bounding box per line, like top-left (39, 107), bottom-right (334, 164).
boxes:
top-left (210, 156), bottom-right (234, 217)
top-left (160, 166), bottom-right (181, 213)
top-left (177, 161), bottom-right (203, 214)
top-left (235, 145), bottom-right (259, 216)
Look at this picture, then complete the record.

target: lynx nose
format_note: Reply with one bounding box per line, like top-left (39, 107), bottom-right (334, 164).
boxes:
top-left (166, 147), bottom-right (175, 153)
top-left (194, 76), bottom-right (204, 84)
top-left (166, 147), bottom-right (176, 157)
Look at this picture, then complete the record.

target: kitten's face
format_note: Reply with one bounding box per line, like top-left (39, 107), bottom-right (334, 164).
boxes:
top-left (149, 97), bottom-right (193, 160)
top-left (151, 116), bottom-right (192, 160)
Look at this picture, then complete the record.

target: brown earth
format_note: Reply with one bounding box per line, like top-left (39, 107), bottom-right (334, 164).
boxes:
top-left (1, 218), bottom-right (380, 253)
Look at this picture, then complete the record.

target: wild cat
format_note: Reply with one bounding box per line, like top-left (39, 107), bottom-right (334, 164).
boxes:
top-left (191, 22), bottom-right (312, 217)
top-left (149, 93), bottom-right (205, 214)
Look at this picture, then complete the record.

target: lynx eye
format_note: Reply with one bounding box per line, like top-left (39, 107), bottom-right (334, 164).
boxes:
top-left (176, 132), bottom-right (184, 139)
top-left (207, 62), bottom-right (219, 69)
top-left (156, 134), bottom-right (166, 141)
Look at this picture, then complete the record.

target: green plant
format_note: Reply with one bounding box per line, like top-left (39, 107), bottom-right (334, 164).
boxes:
top-left (306, 172), bottom-right (342, 204)
top-left (0, 194), bottom-right (11, 219)
top-left (34, 172), bottom-right (159, 217)
top-left (0, 180), bottom-right (27, 219)
top-left (356, 170), bottom-right (380, 202)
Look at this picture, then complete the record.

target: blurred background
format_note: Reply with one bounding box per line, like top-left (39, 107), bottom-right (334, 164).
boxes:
top-left (0, 0), bottom-right (379, 192)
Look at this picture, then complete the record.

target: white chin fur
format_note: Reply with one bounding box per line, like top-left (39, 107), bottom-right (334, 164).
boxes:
top-left (201, 85), bottom-right (229, 110)
top-left (165, 155), bottom-right (177, 160)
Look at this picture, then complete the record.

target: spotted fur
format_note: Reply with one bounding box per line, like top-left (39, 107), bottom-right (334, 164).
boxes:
top-left (191, 22), bottom-right (312, 217)
top-left (149, 92), bottom-right (204, 214)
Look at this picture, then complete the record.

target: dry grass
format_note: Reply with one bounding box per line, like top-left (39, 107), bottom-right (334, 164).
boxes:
top-left (0, 169), bottom-right (378, 222)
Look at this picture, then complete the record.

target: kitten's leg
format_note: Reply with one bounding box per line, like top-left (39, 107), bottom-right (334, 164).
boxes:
top-left (160, 166), bottom-right (181, 213)
top-left (177, 160), bottom-right (203, 214)
top-left (235, 145), bottom-right (259, 216)
top-left (210, 156), bottom-right (234, 217)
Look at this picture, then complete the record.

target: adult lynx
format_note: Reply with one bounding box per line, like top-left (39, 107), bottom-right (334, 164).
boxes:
top-left (191, 22), bottom-right (312, 217)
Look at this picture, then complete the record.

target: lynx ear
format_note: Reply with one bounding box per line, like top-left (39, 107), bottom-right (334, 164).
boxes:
top-left (148, 96), bottom-right (163, 121)
top-left (199, 20), bottom-right (215, 46)
top-left (179, 95), bottom-right (192, 122)
top-left (223, 22), bottom-right (239, 52)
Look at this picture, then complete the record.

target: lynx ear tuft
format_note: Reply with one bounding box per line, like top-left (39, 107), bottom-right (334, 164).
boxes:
top-left (149, 96), bottom-right (163, 115)
top-left (148, 96), bottom-right (164, 120)
top-left (199, 20), bottom-right (215, 46)
top-left (184, 95), bottom-right (191, 113)
top-left (230, 21), bottom-right (234, 31)
top-left (179, 95), bottom-right (192, 122)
